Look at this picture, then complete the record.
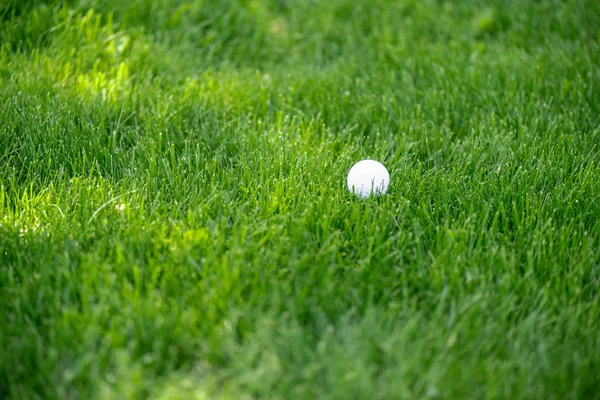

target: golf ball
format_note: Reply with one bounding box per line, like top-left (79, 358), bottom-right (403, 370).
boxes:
top-left (347, 160), bottom-right (390, 198)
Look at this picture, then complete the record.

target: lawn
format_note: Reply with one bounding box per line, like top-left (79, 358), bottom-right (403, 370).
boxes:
top-left (1, 0), bottom-right (599, 398)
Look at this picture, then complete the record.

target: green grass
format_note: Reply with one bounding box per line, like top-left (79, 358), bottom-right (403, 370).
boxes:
top-left (1, 0), bottom-right (599, 398)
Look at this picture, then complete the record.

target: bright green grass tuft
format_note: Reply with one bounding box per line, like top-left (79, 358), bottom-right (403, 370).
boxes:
top-left (1, 0), bottom-right (599, 398)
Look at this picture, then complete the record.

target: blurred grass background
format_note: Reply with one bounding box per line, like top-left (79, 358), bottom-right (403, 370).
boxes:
top-left (1, 0), bottom-right (599, 399)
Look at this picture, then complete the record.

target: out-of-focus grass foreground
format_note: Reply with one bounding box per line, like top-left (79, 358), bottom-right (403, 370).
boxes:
top-left (1, 0), bottom-right (599, 398)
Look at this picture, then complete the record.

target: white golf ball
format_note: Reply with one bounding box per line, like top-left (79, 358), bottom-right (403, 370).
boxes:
top-left (347, 159), bottom-right (390, 198)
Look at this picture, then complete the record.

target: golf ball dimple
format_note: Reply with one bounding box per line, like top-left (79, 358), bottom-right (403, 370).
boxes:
top-left (347, 160), bottom-right (390, 198)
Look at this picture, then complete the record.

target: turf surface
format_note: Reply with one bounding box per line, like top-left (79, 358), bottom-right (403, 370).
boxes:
top-left (1, 0), bottom-right (599, 398)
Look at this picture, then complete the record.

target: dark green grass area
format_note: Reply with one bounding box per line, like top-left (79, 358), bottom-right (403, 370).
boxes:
top-left (1, 0), bottom-right (599, 398)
